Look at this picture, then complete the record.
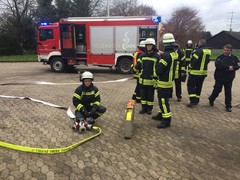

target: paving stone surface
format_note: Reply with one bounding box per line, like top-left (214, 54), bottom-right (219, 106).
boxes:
top-left (0, 62), bottom-right (240, 179)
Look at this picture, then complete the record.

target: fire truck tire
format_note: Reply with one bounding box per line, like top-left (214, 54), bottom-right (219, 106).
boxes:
top-left (50, 58), bottom-right (66, 72)
top-left (118, 58), bottom-right (132, 74)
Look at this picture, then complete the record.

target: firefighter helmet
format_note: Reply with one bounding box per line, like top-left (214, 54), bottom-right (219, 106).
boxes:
top-left (80, 71), bottom-right (94, 81)
top-left (138, 40), bottom-right (146, 47)
top-left (145, 38), bottom-right (156, 45)
top-left (187, 40), bottom-right (193, 45)
top-left (162, 33), bottom-right (175, 44)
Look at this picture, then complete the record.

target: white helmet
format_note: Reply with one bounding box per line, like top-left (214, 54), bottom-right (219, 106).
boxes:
top-left (145, 38), bottom-right (156, 45)
top-left (162, 33), bottom-right (175, 44)
top-left (138, 40), bottom-right (146, 47)
top-left (187, 40), bottom-right (193, 45)
top-left (81, 71), bottom-right (93, 81)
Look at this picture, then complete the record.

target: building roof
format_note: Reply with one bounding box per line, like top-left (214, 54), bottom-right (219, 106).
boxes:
top-left (224, 31), bottom-right (240, 41)
top-left (207, 30), bottom-right (240, 49)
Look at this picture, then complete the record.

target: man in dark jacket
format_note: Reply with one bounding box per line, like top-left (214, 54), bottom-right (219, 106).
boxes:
top-left (208, 44), bottom-right (239, 112)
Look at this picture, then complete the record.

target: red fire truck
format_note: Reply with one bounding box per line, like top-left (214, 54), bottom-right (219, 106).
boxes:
top-left (37, 16), bottom-right (161, 73)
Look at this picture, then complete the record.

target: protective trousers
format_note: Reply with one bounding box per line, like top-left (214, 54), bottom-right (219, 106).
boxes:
top-left (187, 75), bottom-right (205, 104)
top-left (132, 78), bottom-right (141, 101)
top-left (172, 78), bottom-right (182, 99)
top-left (157, 88), bottom-right (172, 124)
top-left (209, 79), bottom-right (233, 108)
top-left (140, 85), bottom-right (154, 111)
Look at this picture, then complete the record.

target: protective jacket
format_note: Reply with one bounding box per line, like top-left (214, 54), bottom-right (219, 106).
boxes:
top-left (184, 47), bottom-right (194, 62)
top-left (175, 49), bottom-right (186, 79)
top-left (214, 54), bottom-right (239, 81)
top-left (189, 45), bottom-right (211, 76)
top-left (73, 83), bottom-right (100, 112)
top-left (132, 49), bottom-right (144, 78)
top-left (155, 48), bottom-right (178, 88)
top-left (135, 49), bottom-right (160, 86)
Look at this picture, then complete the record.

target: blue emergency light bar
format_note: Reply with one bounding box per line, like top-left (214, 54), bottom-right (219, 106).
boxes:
top-left (152, 16), bottom-right (161, 23)
top-left (40, 22), bottom-right (49, 26)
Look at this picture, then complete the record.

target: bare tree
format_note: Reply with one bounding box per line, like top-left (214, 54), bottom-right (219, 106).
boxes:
top-left (0, 0), bottom-right (36, 54)
top-left (164, 6), bottom-right (205, 47)
top-left (135, 4), bottom-right (156, 16)
top-left (108, 0), bottom-right (156, 16)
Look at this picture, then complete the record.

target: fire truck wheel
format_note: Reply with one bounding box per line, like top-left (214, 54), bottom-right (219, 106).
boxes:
top-left (50, 58), bottom-right (66, 72)
top-left (118, 58), bottom-right (132, 74)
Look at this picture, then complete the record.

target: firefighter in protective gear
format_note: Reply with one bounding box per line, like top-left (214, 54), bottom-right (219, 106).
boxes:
top-left (135, 38), bottom-right (160, 115)
top-left (184, 40), bottom-right (194, 68)
top-left (170, 42), bottom-right (186, 102)
top-left (72, 71), bottom-right (106, 132)
top-left (187, 39), bottom-right (211, 107)
top-left (152, 33), bottom-right (178, 128)
top-left (132, 40), bottom-right (145, 103)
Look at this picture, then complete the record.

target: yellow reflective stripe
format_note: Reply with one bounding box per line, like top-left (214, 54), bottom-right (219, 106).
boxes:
top-left (157, 81), bottom-right (173, 88)
top-left (95, 91), bottom-right (99, 97)
top-left (158, 109), bottom-right (162, 113)
top-left (162, 112), bottom-right (171, 118)
top-left (181, 56), bottom-right (185, 61)
top-left (175, 61), bottom-right (180, 78)
top-left (142, 79), bottom-right (154, 86)
top-left (190, 70), bottom-right (208, 75)
top-left (160, 59), bottom-right (168, 66)
top-left (77, 104), bottom-right (83, 111)
top-left (200, 49), bottom-right (211, 71)
top-left (73, 93), bottom-right (81, 100)
top-left (161, 98), bottom-right (171, 118)
top-left (0, 126), bottom-right (102, 154)
top-left (189, 94), bottom-right (196, 97)
top-left (193, 54), bottom-right (198, 59)
top-left (141, 100), bottom-right (147, 105)
top-left (82, 91), bottom-right (95, 95)
top-left (196, 95), bottom-right (200, 98)
top-left (93, 101), bottom-right (100, 106)
top-left (181, 66), bottom-right (186, 71)
top-left (137, 58), bottom-right (142, 63)
top-left (147, 101), bottom-right (154, 106)
top-left (170, 52), bottom-right (178, 82)
top-left (142, 57), bottom-right (158, 61)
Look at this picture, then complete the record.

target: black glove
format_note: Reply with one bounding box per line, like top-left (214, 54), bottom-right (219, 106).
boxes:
top-left (81, 107), bottom-right (89, 117)
top-left (89, 105), bottom-right (98, 116)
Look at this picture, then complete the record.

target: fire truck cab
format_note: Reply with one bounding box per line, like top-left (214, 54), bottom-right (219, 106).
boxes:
top-left (37, 16), bottom-right (161, 73)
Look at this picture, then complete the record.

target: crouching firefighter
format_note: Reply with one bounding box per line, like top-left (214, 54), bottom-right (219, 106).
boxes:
top-left (72, 71), bottom-right (106, 133)
top-left (152, 33), bottom-right (178, 128)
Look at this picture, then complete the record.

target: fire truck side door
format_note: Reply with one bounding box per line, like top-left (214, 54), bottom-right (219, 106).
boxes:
top-left (60, 24), bottom-right (75, 59)
top-left (37, 28), bottom-right (57, 55)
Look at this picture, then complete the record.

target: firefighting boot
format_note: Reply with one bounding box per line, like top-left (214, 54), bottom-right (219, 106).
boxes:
top-left (157, 118), bottom-right (171, 129)
top-left (79, 119), bottom-right (87, 133)
top-left (152, 113), bottom-right (162, 121)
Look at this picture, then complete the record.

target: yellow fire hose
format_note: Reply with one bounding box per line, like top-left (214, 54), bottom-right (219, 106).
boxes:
top-left (0, 95), bottom-right (102, 154)
top-left (0, 126), bottom-right (102, 154)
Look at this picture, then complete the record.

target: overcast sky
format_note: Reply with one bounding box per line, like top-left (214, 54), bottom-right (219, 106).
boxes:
top-left (140, 0), bottom-right (240, 35)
